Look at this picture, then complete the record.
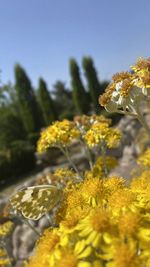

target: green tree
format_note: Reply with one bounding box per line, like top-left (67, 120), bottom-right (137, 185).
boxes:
top-left (52, 80), bottom-right (75, 119)
top-left (69, 58), bottom-right (89, 114)
top-left (38, 78), bottom-right (57, 125)
top-left (14, 64), bottom-right (43, 133)
top-left (82, 57), bottom-right (102, 113)
top-left (0, 107), bottom-right (26, 149)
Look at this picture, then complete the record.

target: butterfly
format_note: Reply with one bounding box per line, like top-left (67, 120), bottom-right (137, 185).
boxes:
top-left (10, 185), bottom-right (63, 220)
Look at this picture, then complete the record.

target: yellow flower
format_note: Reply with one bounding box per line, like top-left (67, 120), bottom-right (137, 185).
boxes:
top-left (80, 177), bottom-right (106, 207)
top-left (118, 212), bottom-right (141, 237)
top-left (55, 240), bottom-right (92, 267)
top-left (104, 176), bottom-right (125, 194)
top-left (137, 148), bottom-right (150, 168)
top-left (25, 228), bottom-right (68, 267)
top-left (37, 120), bottom-right (80, 152)
top-left (60, 207), bottom-right (90, 232)
top-left (0, 221), bottom-right (14, 238)
top-left (99, 72), bottom-right (134, 112)
top-left (108, 189), bottom-right (137, 216)
top-left (105, 241), bottom-right (142, 267)
top-left (74, 114), bottom-right (112, 135)
top-left (130, 172), bottom-right (150, 211)
top-left (99, 57), bottom-right (150, 114)
top-left (84, 122), bottom-right (121, 149)
top-left (0, 247), bottom-right (11, 266)
top-left (130, 170), bottom-right (150, 192)
top-left (77, 208), bottom-right (112, 248)
top-left (0, 258), bottom-right (11, 266)
top-left (91, 157), bottom-right (118, 178)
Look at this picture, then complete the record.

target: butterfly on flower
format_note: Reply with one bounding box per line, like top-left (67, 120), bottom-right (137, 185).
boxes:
top-left (10, 185), bottom-right (63, 220)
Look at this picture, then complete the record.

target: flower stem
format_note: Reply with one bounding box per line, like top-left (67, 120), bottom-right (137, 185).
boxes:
top-left (100, 143), bottom-right (108, 178)
top-left (135, 103), bottom-right (150, 138)
top-left (60, 146), bottom-right (83, 180)
top-left (79, 139), bottom-right (93, 170)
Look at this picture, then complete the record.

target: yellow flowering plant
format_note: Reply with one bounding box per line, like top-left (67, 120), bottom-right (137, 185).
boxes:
top-left (9, 58), bottom-right (150, 267)
top-left (99, 57), bottom-right (150, 136)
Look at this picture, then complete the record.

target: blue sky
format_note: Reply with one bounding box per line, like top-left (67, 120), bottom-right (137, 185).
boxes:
top-left (0, 0), bottom-right (150, 89)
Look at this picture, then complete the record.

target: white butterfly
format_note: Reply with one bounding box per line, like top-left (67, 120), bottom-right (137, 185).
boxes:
top-left (10, 185), bottom-right (63, 220)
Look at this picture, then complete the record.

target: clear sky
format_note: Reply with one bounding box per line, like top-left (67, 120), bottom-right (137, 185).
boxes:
top-left (0, 0), bottom-right (150, 89)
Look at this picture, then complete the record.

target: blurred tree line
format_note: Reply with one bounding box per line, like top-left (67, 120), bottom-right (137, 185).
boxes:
top-left (0, 57), bottom-right (109, 185)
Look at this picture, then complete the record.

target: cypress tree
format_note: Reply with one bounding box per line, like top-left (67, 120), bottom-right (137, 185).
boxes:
top-left (38, 78), bottom-right (57, 125)
top-left (69, 58), bottom-right (89, 114)
top-left (82, 57), bottom-right (101, 113)
top-left (0, 107), bottom-right (26, 149)
top-left (14, 64), bottom-right (43, 134)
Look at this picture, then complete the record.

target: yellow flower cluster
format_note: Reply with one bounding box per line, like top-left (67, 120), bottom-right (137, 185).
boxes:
top-left (25, 169), bottom-right (150, 267)
top-left (0, 247), bottom-right (11, 267)
top-left (137, 148), bottom-right (150, 168)
top-left (37, 119), bottom-right (80, 152)
top-left (84, 122), bottom-right (121, 149)
top-left (74, 115), bottom-right (112, 133)
top-left (0, 221), bottom-right (14, 238)
top-left (99, 57), bottom-right (150, 114)
top-left (86, 156), bottom-right (117, 179)
top-left (37, 116), bottom-right (121, 164)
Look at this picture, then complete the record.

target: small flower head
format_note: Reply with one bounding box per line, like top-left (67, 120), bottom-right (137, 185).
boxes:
top-left (84, 122), bottom-right (121, 149)
top-left (118, 212), bottom-right (141, 237)
top-left (55, 241), bottom-right (92, 267)
top-left (90, 156), bottom-right (118, 178)
top-left (77, 208), bottom-right (112, 248)
top-left (108, 189), bottom-right (137, 215)
top-left (37, 119), bottom-right (80, 152)
top-left (137, 148), bottom-right (150, 168)
top-left (80, 176), bottom-right (106, 206)
top-left (105, 241), bottom-right (142, 267)
top-left (99, 57), bottom-right (150, 114)
top-left (0, 221), bottom-right (14, 238)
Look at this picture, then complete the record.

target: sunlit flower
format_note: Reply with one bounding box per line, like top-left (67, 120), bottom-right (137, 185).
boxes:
top-left (131, 57), bottom-right (150, 93)
top-left (99, 57), bottom-right (150, 115)
top-left (118, 212), bottom-right (141, 237)
top-left (91, 156), bottom-right (118, 178)
top-left (74, 115), bottom-right (112, 135)
top-left (137, 148), bottom-right (150, 168)
top-left (84, 122), bottom-right (121, 149)
top-left (25, 228), bottom-right (68, 267)
top-left (77, 208), bottom-right (112, 248)
top-left (105, 241), bottom-right (142, 267)
top-left (0, 258), bottom-right (11, 266)
top-left (104, 176), bottom-right (125, 194)
top-left (80, 177), bottom-right (106, 207)
top-left (37, 119), bottom-right (80, 152)
top-left (108, 189), bottom-right (137, 216)
top-left (0, 221), bottom-right (14, 238)
top-left (54, 240), bottom-right (93, 267)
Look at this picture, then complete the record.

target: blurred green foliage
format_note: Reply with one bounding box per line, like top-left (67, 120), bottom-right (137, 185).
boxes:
top-left (0, 142), bottom-right (35, 186)
top-left (0, 57), bottom-right (113, 185)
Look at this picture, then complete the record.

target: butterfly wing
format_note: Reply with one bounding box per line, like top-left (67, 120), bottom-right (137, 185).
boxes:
top-left (10, 185), bottom-right (63, 220)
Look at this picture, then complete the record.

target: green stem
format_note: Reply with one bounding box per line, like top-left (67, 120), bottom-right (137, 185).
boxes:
top-left (79, 139), bottom-right (93, 170)
top-left (135, 104), bottom-right (150, 138)
top-left (100, 143), bottom-right (108, 178)
top-left (60, 146), bottom-right (83, 180)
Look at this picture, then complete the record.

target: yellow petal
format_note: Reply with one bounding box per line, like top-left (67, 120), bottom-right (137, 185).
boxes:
top-left (78, 261), bottom-right (92, 267)
top-left (78, 246), bottom-right (92, 259)
top-left (93, 260), bottom-right (103, 267)
top-left (86, 231), bottom-right (99, 245)
top-left (75, 240), bottom-right (86, 255)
